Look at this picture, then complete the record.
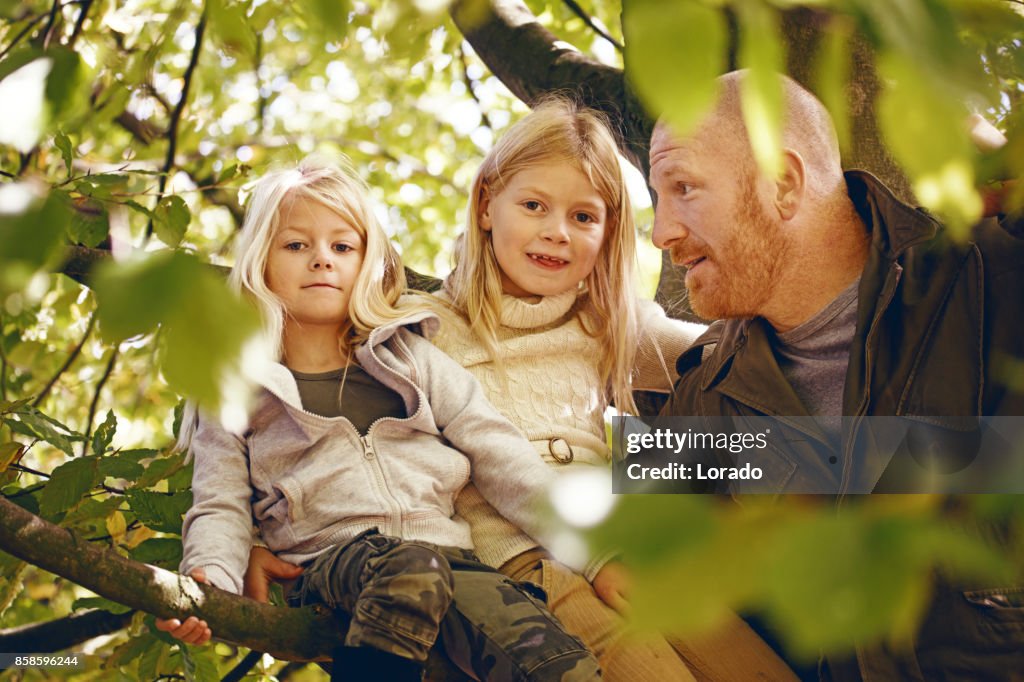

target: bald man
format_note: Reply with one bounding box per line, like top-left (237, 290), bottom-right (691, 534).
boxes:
top-left (651, 72), bottom-right (1024, 679)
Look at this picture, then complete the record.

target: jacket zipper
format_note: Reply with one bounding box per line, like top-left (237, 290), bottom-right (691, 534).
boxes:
top-left (839, 263), bottom-right (903, 499)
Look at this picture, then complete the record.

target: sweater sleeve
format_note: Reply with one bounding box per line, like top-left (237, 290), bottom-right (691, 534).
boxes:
top-left (633, 299), bottom-right (708, 392)
top-left (179, 415), bottom-right (254, 595)
top-left (408, 333), bottom-right (588, 571)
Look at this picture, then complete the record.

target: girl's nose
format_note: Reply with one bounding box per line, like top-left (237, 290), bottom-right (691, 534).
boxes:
top-left (541, 218), bottom-right (570, 243)
top-left (310, 248), bottom-right (334, 270)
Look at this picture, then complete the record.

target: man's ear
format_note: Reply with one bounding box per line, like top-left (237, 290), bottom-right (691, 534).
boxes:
top-left (774, 149), bottom-right (806, 221)
top-left (478, 184), bottom-right (493, 231)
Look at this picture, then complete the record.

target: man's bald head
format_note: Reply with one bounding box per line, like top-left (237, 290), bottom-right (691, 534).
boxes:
top-left (655, 71), bottom-right (844, 196)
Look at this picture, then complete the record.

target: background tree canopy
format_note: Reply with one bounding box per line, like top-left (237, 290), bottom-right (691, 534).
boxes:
top-left (1, 0), bottom-right (1023, 679)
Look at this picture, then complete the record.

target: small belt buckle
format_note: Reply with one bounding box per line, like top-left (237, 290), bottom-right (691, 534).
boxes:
top-left (548, 437), bottom-right (574, 464)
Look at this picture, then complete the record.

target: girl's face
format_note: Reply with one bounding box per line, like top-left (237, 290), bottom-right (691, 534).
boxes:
top-left (480, 160), bottom-right (608, 298)
top-left (265, 196), bottom-right (364, 330)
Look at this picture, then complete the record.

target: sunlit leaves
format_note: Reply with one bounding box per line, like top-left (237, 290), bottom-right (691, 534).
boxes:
top-left (736, 1), bottom-right (785, 178)
top-left (0, 58), bottom-right (51, 152)
top-left (624, 0), bottom-right (726, 135)
top-left (39, 456), bottom-right (101, 518)
top-left (0, 184), bottom-right (70, 296)
top-left (124, 488), bottom-right (192, 534)
top-left (877, 52), bottom-right (982, 236)
top-left (91, 250), bottom-right (260, 408)
top-left (815, 16), bottom-right (854, 154)
top-left (153, 195), bottom-right (191, 248)
top-left (207, 0), bottom-right (258, 58)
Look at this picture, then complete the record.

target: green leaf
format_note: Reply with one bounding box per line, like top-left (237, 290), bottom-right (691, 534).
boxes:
top-left (39, 456), bottom-right (101, 518)
top-left (181, 644), bottom-right (220, 682)
top-left (0, 56), bottom-right (51, 152)
top-left (91, 410), bottom-right (118, 456)
top-left (130, 538), bottom-right (183, 569)
top-left (4, 409), bottom-right (80, 456)
top-left (0, 442), bottom-right (23, 472)
top-left (736, 1), bottom-right (785, 177)
top-left (54, 130), bottom-right (73, 175)
top-left (105, 634), bottom-right (159, 670)
top-left (137, 638), bottom-right (168, 680)
top-left (71, 596), bottom-right (133, 614)
top-left (207, 0), bottom-right (258, 57)
top-left (125, 489), bottom-right (192, 534)
top-left (624, 0), bottom-right (726, 136)
top-left (0, 187), bottom-right (72, 295)
top-left (153, 195), bottom-right (191, 248)
top-left (135, 452), bottom-right (187, 489)
top-left (814, 17), bottom-right (853, 155)
top-left (876, 51), bottom-right (981, 236)
top-left (305, 0), bottom-right (353, 38)
top-left (93, 250), bottom-right (261, 408)
top-left (67, 196), bottom-right (110, 248)
top-left (100, 450), bottom-right (151, 482)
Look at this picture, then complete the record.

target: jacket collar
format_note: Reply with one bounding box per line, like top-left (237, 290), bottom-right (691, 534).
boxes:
top-left (697, 170), bottom-right (939, 415)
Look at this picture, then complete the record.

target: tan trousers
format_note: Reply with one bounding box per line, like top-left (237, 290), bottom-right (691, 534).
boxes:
top-left (503, 550), bottom-right (799, 682)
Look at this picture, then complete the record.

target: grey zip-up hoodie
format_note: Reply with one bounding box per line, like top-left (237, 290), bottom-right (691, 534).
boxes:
top-left (180, 311), bottom-right (562, 594)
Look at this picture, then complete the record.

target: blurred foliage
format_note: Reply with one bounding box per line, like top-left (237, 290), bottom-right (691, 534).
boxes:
top-left (0, 0), bottom-right (1021, 678)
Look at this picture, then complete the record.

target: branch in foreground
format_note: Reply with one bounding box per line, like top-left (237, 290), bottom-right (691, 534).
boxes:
top-left (0, 608), bottom-right (133, 653)
top-left (0, 497), bottom-right (343, 661)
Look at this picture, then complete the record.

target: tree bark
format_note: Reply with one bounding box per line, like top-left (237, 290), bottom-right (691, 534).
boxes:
top-left (0, 609), bottom-right (134, 652)
top-left (0, 497), bottom-right (343, 661)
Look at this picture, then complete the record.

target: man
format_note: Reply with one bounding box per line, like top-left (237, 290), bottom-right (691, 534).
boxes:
top-left (650, 71), bottom-right (1024, 679)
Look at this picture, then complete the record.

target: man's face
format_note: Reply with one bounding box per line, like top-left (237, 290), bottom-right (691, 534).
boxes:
top-left (649, 123), bottom-right (788, 320)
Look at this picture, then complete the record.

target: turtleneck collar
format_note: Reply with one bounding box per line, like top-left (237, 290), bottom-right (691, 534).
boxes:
top-left (499, 288), bottom-right (578, 329)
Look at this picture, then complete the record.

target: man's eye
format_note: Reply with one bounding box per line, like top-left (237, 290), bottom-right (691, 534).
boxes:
top-left (677, 183), bottom-right (693, 196)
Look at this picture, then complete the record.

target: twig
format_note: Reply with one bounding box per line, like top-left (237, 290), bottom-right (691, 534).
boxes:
top-left (2, 482), bottom-right (46, 499)
top-left (41, 0), bottom-right (62, 49)
top-left (81, 347), bottom-right (119, 456)
top-left (0, 13), bottom-right (48, 61)
top-left (560, 0), bottom-right (623, 51)
top-left (9, 463), bottom-right (49, 478)
top-left (223, 650), bottom-right (264, 682)
top-left (458, 44), bottom-right (493, 130)
top-left (0, 170), bottom-right (16, 179)
top-left (67, 0), bottom-right (94, 48)
top-left (33, 313), bottom-right (96, 408)
top-left (144, 12), bottom-right (207, 240)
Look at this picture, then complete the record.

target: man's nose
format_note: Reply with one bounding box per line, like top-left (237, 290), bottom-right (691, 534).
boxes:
top-left (652, 205), bottom-right (688, 250)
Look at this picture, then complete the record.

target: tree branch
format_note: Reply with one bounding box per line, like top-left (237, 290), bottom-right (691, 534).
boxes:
top-left (32, 313), bottom-right (96, 408)
top-left (450, 0), bottom-right (650, 173)
top-left (223, 650), bottom-right (263, 682)
top-left (458, 44), bottom-right (493, 130)
top-left (67, 0), bottom-right (94, 48)
top-left (0, 12), bottom-right (49, 61)
top-left (145, 13), bottom-right (207, 240)
top-left (559, 0), bottom-right (623, 51)
top-left (41, 0), bottom-right (62, 49)
top-left (0, 608), bottom-right (133, 652)
top-left (0, 497), bottom-right (344, 660)
top-left (81, 346), bottom-right (118, 456)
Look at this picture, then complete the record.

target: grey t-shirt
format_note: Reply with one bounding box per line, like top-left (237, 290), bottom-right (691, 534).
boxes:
top-left (289, 365), bottom-right (406, 434)
top-left (770, 279), bottom-right (860, 445)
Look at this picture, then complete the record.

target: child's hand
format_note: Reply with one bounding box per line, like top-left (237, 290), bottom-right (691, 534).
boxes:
top-left (154, 569), bottom-right (213, 645)
top-left (592, 561), bottom-right (632, 616)
top-left (244, 546), bottom-right (303, 603)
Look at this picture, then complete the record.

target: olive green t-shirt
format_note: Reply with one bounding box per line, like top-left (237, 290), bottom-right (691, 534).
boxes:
top-left (289, 365), bottom-right (406, 434)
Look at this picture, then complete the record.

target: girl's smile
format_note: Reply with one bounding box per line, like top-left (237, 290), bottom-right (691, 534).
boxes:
top-left (480, 160), bottom-right (607, 298)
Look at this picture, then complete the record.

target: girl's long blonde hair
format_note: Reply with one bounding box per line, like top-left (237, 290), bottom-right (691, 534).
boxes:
top-left (446, 96), bottom-right (643, 414)
top-left (232, 157), bottom-right (411, 358)
top-left (176, 158), bottom-right (414, 451)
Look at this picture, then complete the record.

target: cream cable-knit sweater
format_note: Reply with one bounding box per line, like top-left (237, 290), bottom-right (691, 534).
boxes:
top-left (427, 288), bottom-right (706, 579)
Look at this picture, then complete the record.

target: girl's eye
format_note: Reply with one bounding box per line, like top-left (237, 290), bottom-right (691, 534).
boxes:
top-left (284, 242), bottom-right (304, 251)
top-left (333, 243), bottom-right (353, 253)
top-left (574, 212), bottom-right (597, 224)
top-left (522, 200), bottom-right (542, 211)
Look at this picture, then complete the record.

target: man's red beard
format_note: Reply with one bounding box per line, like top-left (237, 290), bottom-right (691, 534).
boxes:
top-left (679, 174), bottom-right (789, 320)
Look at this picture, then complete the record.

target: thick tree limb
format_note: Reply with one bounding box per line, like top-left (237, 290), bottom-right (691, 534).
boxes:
top-left (0, 497), bottom-right (343, 661)
top-left (0, 608), bottom-right (133, 652)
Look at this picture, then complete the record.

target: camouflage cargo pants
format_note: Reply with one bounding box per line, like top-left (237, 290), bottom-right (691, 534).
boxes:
top-left (288, 529), bottom-right (602, 681)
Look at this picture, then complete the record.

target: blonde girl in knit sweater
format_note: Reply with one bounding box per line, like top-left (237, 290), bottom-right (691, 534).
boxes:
top-left (155, 159), bottom-right (602, 681)
top-left (433, 98), bottom-right (795, 681)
